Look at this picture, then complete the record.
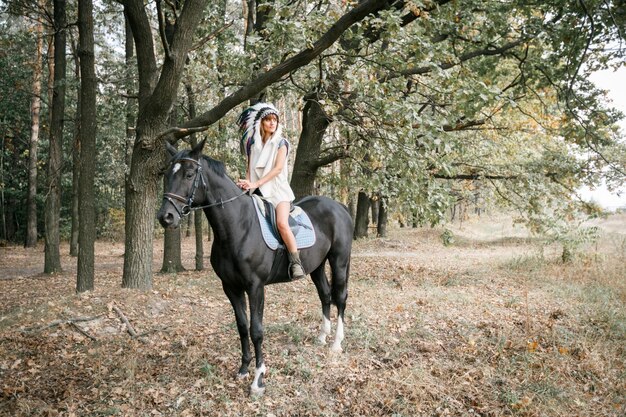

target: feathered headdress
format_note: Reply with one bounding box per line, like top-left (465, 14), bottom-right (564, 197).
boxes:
top-left (237, 102), bottom-right (280, 156)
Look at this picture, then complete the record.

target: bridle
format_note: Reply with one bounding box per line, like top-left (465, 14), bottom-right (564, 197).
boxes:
top-left (162, 156), bottom-right (246, 218)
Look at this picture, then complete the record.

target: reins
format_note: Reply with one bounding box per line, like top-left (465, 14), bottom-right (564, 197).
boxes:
top-left (162, 156), bottom-right (247, 218)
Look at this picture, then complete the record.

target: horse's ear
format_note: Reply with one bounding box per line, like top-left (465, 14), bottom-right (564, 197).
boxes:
top-left (191, 138), bottom-right (206, 157)
top-left (165, 141), bottom-right (177, 157)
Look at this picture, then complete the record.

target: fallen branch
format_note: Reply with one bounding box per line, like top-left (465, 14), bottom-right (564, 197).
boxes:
top-left (69, 322), bottom-right (98, 341)
top-left (112, 305), bottom-right (138, 338)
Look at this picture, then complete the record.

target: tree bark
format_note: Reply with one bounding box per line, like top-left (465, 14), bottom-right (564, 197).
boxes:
top-left (291, 94), bottom-right (331, 198)
top-left (44, 0), bottom-right (67, 273)
top-left (76, 0), bottom-right (97, 293)
top-left (121, 0), bottom-right (206, 289)
top-left (124, 11), bottom-right (135, 192)
top-left (25, 10), bottom-right (44, 248)
top-left (370, 196), bottom-right (379, 227)
top-left (377, 196), bottom-right (388, 238)
top-left (354, 191), bottom-right (370, 239)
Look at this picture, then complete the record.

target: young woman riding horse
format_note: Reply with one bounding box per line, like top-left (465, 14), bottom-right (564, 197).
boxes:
top-left (157, 104), bottom-right (353, 396)
top-left (236, 103), bottom-right (305, 280)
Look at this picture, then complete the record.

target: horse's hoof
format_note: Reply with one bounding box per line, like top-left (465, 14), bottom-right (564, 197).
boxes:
top-left (250, 385), bottom-right (265, 397)
top-left (236, 372), bottom-right (249, 380)
top-left (330, 344), bottom-right (343, 353)
top-left (317, 334), bottom-right (328, 345)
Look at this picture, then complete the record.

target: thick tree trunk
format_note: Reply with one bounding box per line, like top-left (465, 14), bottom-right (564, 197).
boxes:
top-left (291, 96), bottom-right (330, 198)
top-left (44, 0), bottom-right (67, 273)
top-left (354, 191), bottom-right (370, 239)
top-left (76, 0), bottom-right (97, 293)
top-left (123, 139), bottom-right (164, 289)
top-left (25, 13), bottom-right (44, 248)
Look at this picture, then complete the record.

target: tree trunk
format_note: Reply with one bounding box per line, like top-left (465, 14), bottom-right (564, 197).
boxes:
top-left (354, 191), bottom-right (370, 239)
top-left (186, 82), bottom-right (204, 270)
top-left (0, 138), bottom-right (6, 240)
top-left (44, 0), bottom-right (67, 273)
top-left (291, 95), bottom-right (330, 198)
top-left (377, 196), bottom-right (388, 238)
top-left (69, 37), bottom-right (81, 257)
top-left (370, 196), bottom-right (379, 227)
top-left (25, 11), bottom-right (44, 248)
top-left (123, 137), bottom-right (164, 289)
top-left (76, 0), bottom-right (97, 293)
top-left (124, 12), bottom-right (135, 193)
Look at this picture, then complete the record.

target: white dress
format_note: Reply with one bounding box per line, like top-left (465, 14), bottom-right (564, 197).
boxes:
top-left (248, 129), bottom-right (295, 206)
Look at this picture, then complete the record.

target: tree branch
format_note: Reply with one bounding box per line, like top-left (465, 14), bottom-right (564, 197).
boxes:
top-left (159, 0), bottom-right (397, 141)
top-left (381, 38), bottom-right (528, 82)
top-left (156, 0), bottom-right (172, 60)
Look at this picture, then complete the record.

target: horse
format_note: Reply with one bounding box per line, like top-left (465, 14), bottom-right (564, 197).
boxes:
top-left (156, 139), bottom-right (353, 396)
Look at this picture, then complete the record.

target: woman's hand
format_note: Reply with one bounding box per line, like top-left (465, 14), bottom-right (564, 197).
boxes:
top-left (237, 179), bottom-right (258, 190)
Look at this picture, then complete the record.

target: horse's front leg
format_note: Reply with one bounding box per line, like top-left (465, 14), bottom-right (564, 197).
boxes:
top-left (222, 284), bottom-right (252, 378)
top-left (248, 283), bottom-right (266, 396)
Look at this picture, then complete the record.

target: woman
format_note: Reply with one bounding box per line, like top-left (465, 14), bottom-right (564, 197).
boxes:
top-left (236, 102), bottom-right (306, 280)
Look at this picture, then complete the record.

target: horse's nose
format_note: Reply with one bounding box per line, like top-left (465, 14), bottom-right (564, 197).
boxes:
top-left (158, 210), bottom-right (176, 228)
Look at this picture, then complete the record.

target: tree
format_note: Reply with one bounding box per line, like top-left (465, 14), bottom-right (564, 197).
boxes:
top-left (44, 0), bottom-right (66, 273)
top-left (76, 0), bottom-right (97, 293)
top-left (24, 0), bottom-right (44, 248)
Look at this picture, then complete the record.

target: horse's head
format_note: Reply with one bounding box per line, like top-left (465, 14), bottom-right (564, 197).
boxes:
top-left (157, 139), bottom-right (207, 229)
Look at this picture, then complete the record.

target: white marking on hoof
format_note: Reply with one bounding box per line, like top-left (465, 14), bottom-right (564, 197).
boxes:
top-left (318, 315), bottom-right (331, 345)
top-left (331, 316), bottom-right (344, 353)
top-left (236, 372), bottom-right (249, 380)
top-left (249, 363), bottom-right (266, 397)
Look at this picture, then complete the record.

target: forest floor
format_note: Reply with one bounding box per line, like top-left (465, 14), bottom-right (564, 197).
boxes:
top-left (1, 213), bottom-right (625, 417)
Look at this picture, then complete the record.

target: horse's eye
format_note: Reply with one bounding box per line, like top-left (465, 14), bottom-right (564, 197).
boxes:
top-left (185, 171), bottom-right (194, 180)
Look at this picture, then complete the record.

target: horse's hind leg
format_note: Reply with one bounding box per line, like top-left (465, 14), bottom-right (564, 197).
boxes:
top-left (222, 284), bottom-right (252, 378)
top-left (329, 254), bottom-right (350, 353)
top-left (310, 263), bottom-right (332, 344)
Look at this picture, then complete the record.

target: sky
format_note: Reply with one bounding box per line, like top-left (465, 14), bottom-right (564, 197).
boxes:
top-left (578, 66), bottom-right (626, 210)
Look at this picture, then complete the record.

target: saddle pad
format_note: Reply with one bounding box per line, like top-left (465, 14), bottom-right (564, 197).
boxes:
top-left (252, 196), bottom-right (316, 251)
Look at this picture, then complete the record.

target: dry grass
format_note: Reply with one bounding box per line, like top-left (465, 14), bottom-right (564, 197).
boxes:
top-left (0, 214), bottom-right (624, 416)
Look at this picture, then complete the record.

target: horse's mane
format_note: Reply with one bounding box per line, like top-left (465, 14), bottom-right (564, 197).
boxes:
top-left (200, 155), bottom-right (227, 178)
top-left (173, 150), bottom-right (227, 178)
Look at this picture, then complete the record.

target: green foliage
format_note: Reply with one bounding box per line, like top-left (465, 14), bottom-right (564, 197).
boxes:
top-left (1, 0), bottom-right (624, 243)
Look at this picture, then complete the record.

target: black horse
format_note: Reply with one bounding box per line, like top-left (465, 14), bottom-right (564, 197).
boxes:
top-left (157, 139), bottom-right (352, 396)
